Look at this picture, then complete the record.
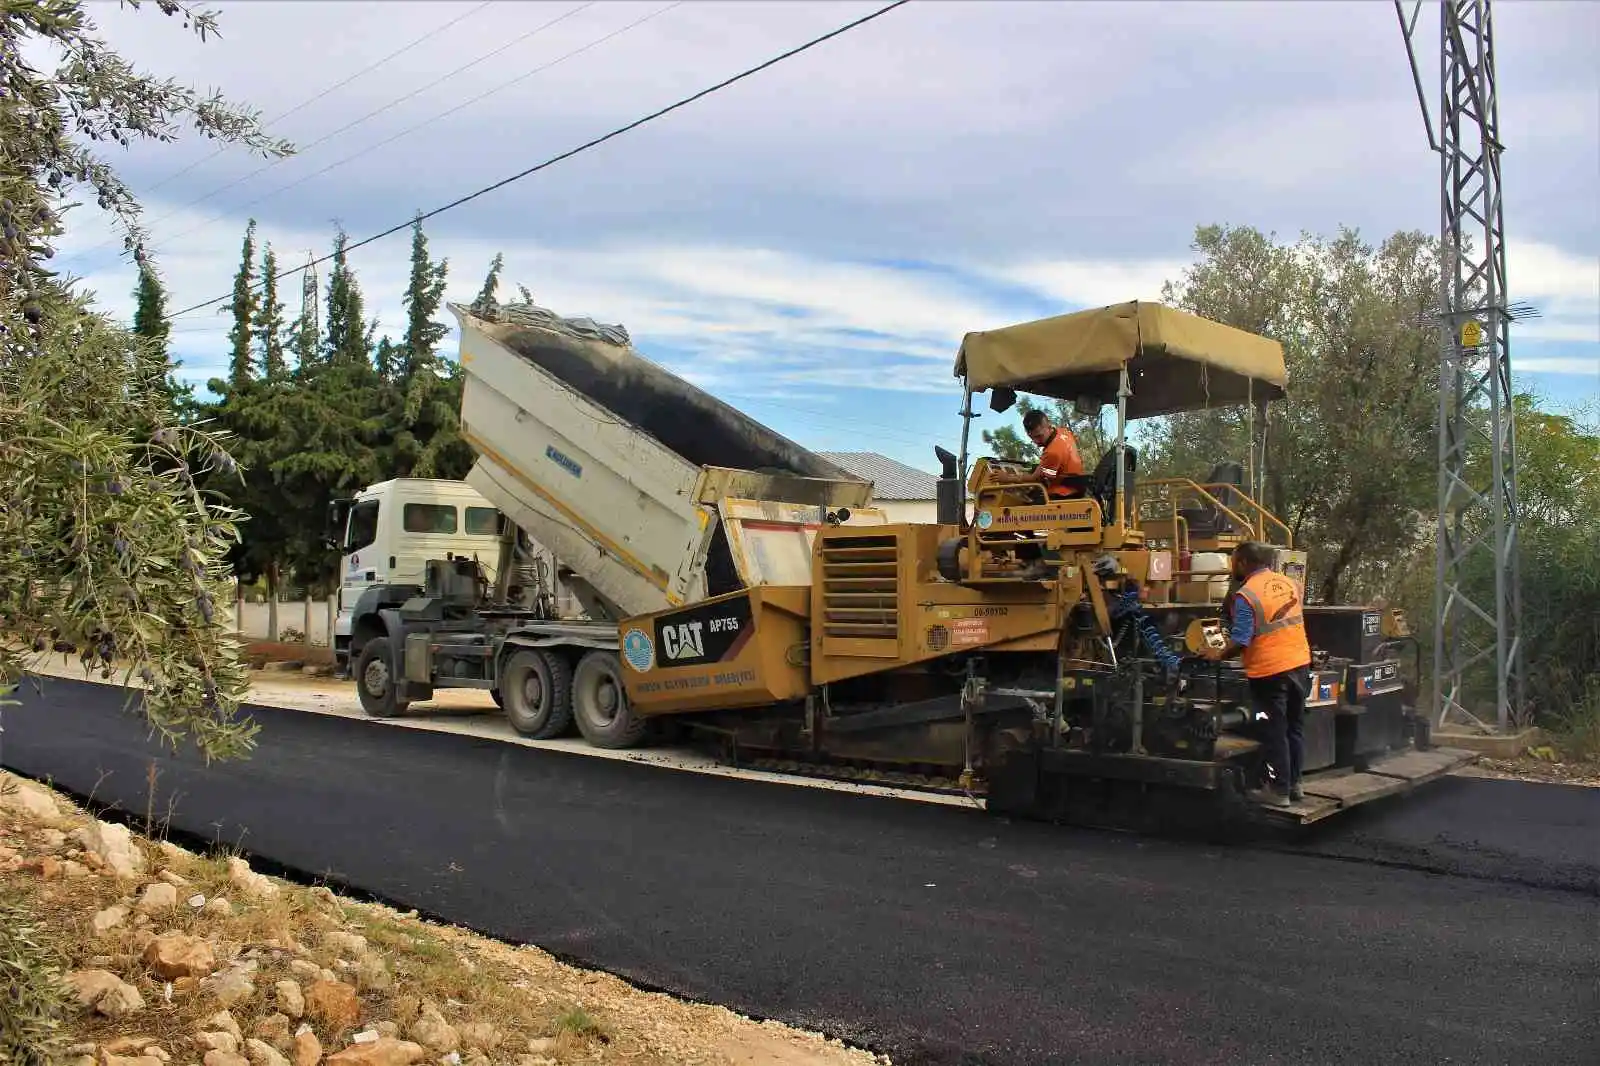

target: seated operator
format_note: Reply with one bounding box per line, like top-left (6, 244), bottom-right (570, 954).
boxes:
top-left (989, 409), bottom-right (1085, 499)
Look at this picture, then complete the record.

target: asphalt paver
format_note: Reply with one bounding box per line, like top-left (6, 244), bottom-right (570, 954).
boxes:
top-left (6, 676), bottom-right (1596, 1066)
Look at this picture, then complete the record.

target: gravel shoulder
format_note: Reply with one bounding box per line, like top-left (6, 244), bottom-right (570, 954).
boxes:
top-left (0, 769), bottom-right (887, 1066)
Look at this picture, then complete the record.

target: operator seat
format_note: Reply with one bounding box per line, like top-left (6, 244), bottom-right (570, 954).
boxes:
top-left (1088, 445), bottom-right (1138, 526)
top-left (1177, 460), bottom-right (1245, 539)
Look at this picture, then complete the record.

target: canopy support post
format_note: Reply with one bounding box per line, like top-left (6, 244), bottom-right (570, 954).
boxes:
top-left (1115, 367), bottom-right (1131, 526)
top-left (957, 384), bottom-right (974, 485)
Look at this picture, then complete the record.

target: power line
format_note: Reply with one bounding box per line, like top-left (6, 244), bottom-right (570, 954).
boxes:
top-left (135, 1), bottom-right (496, 200)
top-left (64, 1), bottom-right (593, 265)
top-left (139, 0), bottom-right (683, 257)
top-left (168, 0), bottom-right (914, 321)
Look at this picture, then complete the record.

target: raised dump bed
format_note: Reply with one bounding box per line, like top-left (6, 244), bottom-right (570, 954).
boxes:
top-left (451, 301), bottom-right (875, 620)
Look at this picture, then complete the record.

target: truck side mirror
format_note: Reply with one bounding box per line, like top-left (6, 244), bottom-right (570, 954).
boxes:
top-left (326, 498), bottom-right (353, 549)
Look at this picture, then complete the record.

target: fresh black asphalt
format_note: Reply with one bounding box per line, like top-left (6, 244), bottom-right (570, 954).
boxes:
top-left (6, 676), bottom-right (1597, 1066)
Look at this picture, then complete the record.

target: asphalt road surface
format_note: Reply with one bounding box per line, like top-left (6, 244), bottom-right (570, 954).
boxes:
top-left (6, 677), bottom-right (1597, 1066)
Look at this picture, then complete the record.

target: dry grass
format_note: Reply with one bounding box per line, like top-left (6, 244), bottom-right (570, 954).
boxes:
top-left (0, 773), bottom-right (888, 1066)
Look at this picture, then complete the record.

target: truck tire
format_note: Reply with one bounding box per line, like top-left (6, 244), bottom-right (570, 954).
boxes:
top-left (571, 650), bottom-right (647, 749)
top-left (355, 636), bottom-right (409, 719)
top-left (500, 648), bottom-right (573, 739)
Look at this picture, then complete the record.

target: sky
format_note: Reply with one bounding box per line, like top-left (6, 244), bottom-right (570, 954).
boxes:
top-left (43, 0), bottom-right (1600, 472)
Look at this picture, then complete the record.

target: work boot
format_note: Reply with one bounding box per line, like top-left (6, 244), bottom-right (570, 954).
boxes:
top-left (1290, 784), bottom-right (1305, 803)
top-left (1248, 787), bottom-right (1291, 808)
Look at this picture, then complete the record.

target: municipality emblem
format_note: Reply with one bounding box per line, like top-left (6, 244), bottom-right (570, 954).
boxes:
top-left (621, 628), bottom-right (655, 672)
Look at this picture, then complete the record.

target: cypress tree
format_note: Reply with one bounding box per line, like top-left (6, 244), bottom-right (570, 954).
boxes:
top-left (226, 218), bottom-right (258, 388)
top-left (255, 244), bottom-right (288, 382)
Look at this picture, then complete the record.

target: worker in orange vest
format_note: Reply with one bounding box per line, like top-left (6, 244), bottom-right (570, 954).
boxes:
top-left (990, 409), bottom-right (1085, 498)
top-left (1203, 541), bottom-right (1313, 806)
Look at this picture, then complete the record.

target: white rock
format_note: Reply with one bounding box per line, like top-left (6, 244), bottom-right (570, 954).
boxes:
top-left (322, 931), bottom-right (368, 957)
top-left (408, 1006), bottom-right (458, 1054)
top-left (0, 774), bottom-right (65, 827)
top-left (275, 980), bottom-right (306, 1020)
top-left (206, 897), bottom-right (234, 919)
top-left (72, 820), bottom-right (146, 878)
top-left (194, 1033), bottom-right (241, 1055)
top-left (137, 882), bottom-right (180, 914)
top-left (201, 1011), bottom-right (244, 1040)
top-left (202, 965), bottom-right (256, 1008)
top-left (91, 905), bottom-right (129, 935)
top-left (245, 1039), bottom-right (291, 1066)
top-left (65, 969), bottom-right (145, 1018)
top-left (159, 840), bottom-right (195, 862)
top-left (227, 857), bottom-right (279, 899)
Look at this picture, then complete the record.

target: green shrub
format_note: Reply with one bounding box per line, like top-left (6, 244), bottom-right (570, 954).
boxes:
top-left (0, 893), bottom-right (68, 1066)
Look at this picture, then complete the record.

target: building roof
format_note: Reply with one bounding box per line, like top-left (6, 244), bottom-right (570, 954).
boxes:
top-left (816, 452), bottom-right (938, 502)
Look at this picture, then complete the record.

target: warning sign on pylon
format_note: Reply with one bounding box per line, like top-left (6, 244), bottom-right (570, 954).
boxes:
top-left (1460, 320), bottom-right (1483, 347)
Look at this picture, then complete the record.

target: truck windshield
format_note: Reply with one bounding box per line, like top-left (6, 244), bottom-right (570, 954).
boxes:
top-left (403, 503), bottom-right (458, 534)
top-left (346, 499), bottom-right (379, 552)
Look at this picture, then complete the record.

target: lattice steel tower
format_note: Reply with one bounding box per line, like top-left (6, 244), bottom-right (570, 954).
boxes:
top-left (1398, 0), bottom-right (1526, 733)
top-left (300, 251), bottom-right (320, 341)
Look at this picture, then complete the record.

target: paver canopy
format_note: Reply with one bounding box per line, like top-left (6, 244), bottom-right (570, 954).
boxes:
top-left (955, 300), bottom-right (1288, 420)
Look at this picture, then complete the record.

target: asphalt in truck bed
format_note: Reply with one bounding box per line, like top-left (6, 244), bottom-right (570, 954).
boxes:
top-left (6, 676), bottom-right (1597, 1066)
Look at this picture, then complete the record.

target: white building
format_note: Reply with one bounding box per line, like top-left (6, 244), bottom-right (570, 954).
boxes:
top-left (818, 451), bottom-right (939, 524)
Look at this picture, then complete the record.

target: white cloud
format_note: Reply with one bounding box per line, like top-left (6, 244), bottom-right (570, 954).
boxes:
top-left (1516, 356), bottom-right (1598, 376)
top-left (1508, 241), bottom-right (1599, 344)
top-left (31, 0), bottom-right (1598, 431)
top-left (986, 258), bottom-right (1192, 309)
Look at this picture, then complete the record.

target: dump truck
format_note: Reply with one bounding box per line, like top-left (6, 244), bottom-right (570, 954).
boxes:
top-left (336, 298), bottom-right (1475, 833)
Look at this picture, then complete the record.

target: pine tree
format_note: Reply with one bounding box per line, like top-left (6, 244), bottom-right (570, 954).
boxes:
top-left (255, 244), bottom-right (288, 382)
top-left (132, 258), bottom-right (171, 356)
top-left (470, 252), bottom-right (504, 315)
top-left (402, 215), bottom-right (450, 383)
top-left (390, 217), bottom-right (472, 479)
top-left (323, 228), bottom-right (371, 366)
top-left (130, 257), bottom-right (196, 419)
top-left (289, 310), bottom-right (318, 373)
top-left (226, 218), bottom-right (258, 388)
top-left (374, 336), bottom-right (399, 381)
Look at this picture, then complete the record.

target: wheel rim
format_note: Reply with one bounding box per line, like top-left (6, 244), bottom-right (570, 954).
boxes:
top-left (362, 657), bottom-right (389, 698)
top-left (520, 670), bottom-right (545, 712)
top-left (591, 673), bottom-right (619, 725)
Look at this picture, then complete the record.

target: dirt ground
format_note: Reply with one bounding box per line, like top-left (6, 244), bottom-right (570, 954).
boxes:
top-left (0, 770), bottom-right (889, 1066)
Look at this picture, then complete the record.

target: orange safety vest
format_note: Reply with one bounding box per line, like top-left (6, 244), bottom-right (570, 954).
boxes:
top-left (1039, 429), bottom-right (1084, 498)
top-left (1235, 567), bottom-right (1311, 679)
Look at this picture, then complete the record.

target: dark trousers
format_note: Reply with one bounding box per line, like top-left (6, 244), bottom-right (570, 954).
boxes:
top-left (1248, 666), bottom-right (1309, 794)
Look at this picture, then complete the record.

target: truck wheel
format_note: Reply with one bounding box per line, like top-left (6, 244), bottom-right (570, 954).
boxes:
top-left (355, 636), bottom-right (409, 719)
top-left (501, 649), bottom-right (573, 739)
top-left (572, 650), bottom-right (647, 749)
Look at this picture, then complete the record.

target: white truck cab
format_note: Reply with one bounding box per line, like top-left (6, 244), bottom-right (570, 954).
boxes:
top-left (329, 478), bottom-right (505, 675)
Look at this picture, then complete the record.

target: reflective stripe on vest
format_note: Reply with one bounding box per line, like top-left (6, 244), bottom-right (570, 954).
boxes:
top-left (1237, 568), bottom-right (1312, 678)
